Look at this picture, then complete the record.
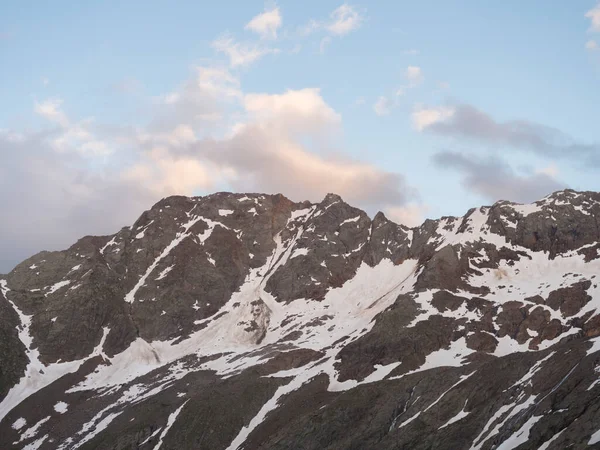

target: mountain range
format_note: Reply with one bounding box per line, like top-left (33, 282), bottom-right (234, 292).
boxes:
top-left (1, 189), bottom-right (600, 449)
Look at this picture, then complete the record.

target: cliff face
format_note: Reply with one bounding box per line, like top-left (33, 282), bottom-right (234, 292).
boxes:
top-left (1, 189), bottom-right (600, 449)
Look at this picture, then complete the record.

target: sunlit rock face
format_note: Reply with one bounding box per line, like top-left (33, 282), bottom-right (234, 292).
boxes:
top-left (1, 189), bottom-right (600, 449)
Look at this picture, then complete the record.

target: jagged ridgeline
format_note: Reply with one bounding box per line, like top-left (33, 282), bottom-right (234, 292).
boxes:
top-left (1, 189), bottom-right (600, 449)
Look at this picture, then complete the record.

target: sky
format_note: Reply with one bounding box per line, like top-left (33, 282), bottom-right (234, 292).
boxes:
top-left (1, 1), bottom-right (600, 272)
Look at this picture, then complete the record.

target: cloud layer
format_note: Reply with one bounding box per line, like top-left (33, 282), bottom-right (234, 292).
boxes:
top-left (0, 64), bottom-right (414, 271)
top-left (432, 151), bottom-right (566, 203)
top-left (415, 103), bottom-right (600, 166)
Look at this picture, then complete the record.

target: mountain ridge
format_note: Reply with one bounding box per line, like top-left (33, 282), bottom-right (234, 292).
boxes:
top-left (1, 188), bottom-right (600, 449)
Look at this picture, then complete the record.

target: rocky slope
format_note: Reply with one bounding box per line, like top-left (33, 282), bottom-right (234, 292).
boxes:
top-left (1, 189), bottom-right (600, 449)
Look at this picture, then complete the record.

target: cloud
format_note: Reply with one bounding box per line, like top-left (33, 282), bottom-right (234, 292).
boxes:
top-left (373, 96), bottom-right (392, 116)
top-left (386, 203), bottom-right (428, 227)
top-left (402, 49), bottom-right (419, 55)
top-left (151, 66), bottom-right (240, 130)
top-left (411, 105), bottom-right (455, 131)
top-left (243, 88), bottom-right (341, 135)
top-left (586, 3), bottom-right (600, 32)
top-left (417, 103), bottom-right (600, 166)
top-left (245, 7), bottom-right (282, 39)
top-left (1, 68), bottom-right (415, 271)
top-left (34, 98), bottom-right (112, 156)
top-left (432, 151), bottom-right (566, 203)
top-left (35, 98), bottom-right (69, 127)
top-left (211, 35), bottom-right (279, 67)
top-left (327, 4), bottom-right (363, 36)
top-left (0, 129), bottom-right (156, 273)
top-left (536, 164), bottom-right (559, 178)
top-left (405, 66), bottom-right (423, 87)
top-left (319, 36), bottom-right (331, 54)
top-left (122, 149), bottom-right (217, 196)
top-left (176, 86), bottom-right (412, 210)
top-left (203, 126), bottom-right (411, 209)
top-left (586, 39), bottom-right (599, 51)
top-left (298, 4), bottom-right (364, 40)
top-left (298, 19), bottom-right (321, 37)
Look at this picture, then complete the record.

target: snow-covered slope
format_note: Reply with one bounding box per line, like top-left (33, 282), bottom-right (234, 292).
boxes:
top-left (1, 189), bottom-right (600, 449)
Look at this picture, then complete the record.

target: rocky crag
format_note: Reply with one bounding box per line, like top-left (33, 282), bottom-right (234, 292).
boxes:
top-left (1, 189), bottom-right (600, 449)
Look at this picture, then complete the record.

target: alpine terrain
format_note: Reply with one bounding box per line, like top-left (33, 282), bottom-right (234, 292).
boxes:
top-left (2, 189), bottom-right (600, 450)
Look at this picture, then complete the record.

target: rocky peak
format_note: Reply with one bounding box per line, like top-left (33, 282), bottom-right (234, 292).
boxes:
top-left (320, 192), bottom-right (344, 207)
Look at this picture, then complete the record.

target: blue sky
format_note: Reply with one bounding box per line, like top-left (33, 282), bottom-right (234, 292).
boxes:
top-left (1, 1), bottom-right (600, 271)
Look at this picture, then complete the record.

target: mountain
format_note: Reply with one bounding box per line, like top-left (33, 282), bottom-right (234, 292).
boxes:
top-left (1, 189), bottom-right (600, 449)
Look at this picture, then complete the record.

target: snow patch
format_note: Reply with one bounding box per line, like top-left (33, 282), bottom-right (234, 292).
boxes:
top-left (18, 416), bottom-right (50, 443)
top-left (23, 435), bottom-right (48, 450)
top-left (511, 202), bottom-right (543, 217)
top-left (0, 280), bottom-right (84, 423)
top-left (290, 248), bottom-right (309, 259)
top-left (46, 280), bottom-right (72, 296)
top-left (12, 417), bottom-right (26, 430)
top-left (156, 265), bottom-right (174, 281)
top-left (125, 214), bottom-right (203, 303)
top-left (340, 215), bottom-right (361, 226)
top-left (538, 429), bottom-right (565, 450)
top-left (54, 401), bottom-right (68, 413)
top-left (496, 415), bottom-right (542, 450)
top-left (153, 400), bottom-right (189, 450)
top-left (439, 400), bottom-right (470, 429)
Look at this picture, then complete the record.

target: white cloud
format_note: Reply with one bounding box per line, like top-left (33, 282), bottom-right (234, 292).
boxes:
top-left (411, 105), bottom-right (455, 131)
top-left (34, 99), bottom-right (111, 156)
top-left (405, 66), bottom-right (423, 87)
top-left (586, 39), bottom-right (599, 51)
top-left (586, 3), bottom-right (600, 32)
top-left (216, 125), bottom-right (410, 209)
top-left (151, 66), bottom-right (241, 131)
top-left (403, 49), bottom-right (419, 55)
top-left (42, 77), bottom-right (49, 86)
top-left (327, 4), bottom-right (363, 36)
top-left (195, 66), bottom-right (241, 98)
top-left (243, 88), bottom-right (341, 135)
top-left (35, 98), bottom-right (69, 127)
top-left (386, 203), bottom-right (428, 227)
top-left (123, 150), bottom-right (215, 196)
top-left (137, 124), bottom-right (197, 149)
top-left (298, 4), bottom-right (364, 39)
top-left (536, 164), bottom-right (559, 178)
top-left (373, 96), bottom-right (392, 116)
top-left (298, 19), bottom-right (321, 37)
top-left (51, 122), bottom-right (112, 156)
top-left (245, 7), bottom-right (282, 39)
top-left (212, 35), bottom-right (279, 67)
top-left (319, 36), bottom-right (332, 54)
